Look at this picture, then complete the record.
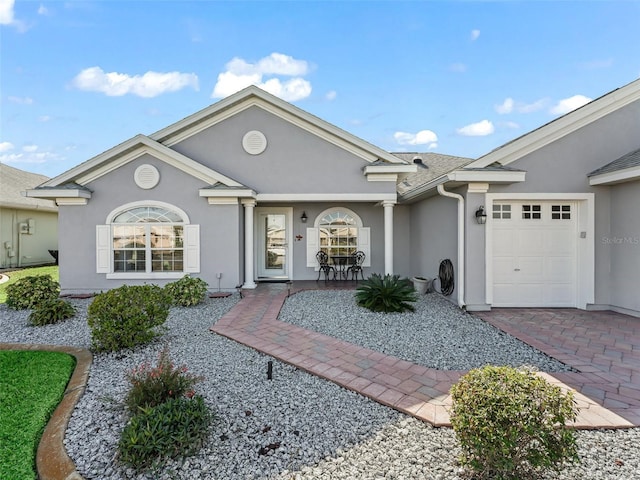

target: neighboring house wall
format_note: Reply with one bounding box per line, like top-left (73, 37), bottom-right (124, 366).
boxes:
top-left (407, 194), bottom-right (458, 298)
top-left (607, 180), bottom-right (640, 314)
top-left (171, 106), bottom-right (395, 196)
top-left (0, 207), bottom-right (58, 268)
top-left (0, 163), bottom-right (58, 268)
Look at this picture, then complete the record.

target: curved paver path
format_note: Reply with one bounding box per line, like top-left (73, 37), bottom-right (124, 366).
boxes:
top-left (211, 283), bottom-right (637, 429)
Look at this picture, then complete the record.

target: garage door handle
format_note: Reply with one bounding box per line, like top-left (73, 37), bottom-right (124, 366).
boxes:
top-left (514, 268), bottom-right (521, 271)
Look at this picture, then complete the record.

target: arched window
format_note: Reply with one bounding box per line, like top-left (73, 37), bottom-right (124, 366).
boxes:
top-left (97, 202), bottom-right (199, 277)
top-left (317, 209), bottom-right (360, 258)
top-left (306, 207), bottom-right (370, 268)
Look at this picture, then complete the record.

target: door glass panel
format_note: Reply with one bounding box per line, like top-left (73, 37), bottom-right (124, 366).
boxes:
top-left (265, 214), bottom-right (286, 270)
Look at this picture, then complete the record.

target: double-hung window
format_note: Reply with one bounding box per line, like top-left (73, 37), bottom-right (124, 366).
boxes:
top-left (97, 202), bottom-right (199, 278)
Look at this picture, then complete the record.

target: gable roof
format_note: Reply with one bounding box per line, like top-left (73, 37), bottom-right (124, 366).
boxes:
top-left (466, 78), bottom-right (640, 169)
top-left (0, 163), bottom-right (57, 212)
top-left (588, 147), bottom-right (640, 185)
top-left (151, 85), bottom-right (409, 166)
top-left (33, 134), bottom-right (246, 192)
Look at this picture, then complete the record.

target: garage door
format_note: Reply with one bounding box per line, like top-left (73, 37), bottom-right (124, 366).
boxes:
top-left (492, 201), bottom-right (577, 307)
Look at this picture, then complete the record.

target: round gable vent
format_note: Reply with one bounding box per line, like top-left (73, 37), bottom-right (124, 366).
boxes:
top-left (134, 164), bottom-right (160, 189)
top-left (242, 130), bottom-right (267, 155)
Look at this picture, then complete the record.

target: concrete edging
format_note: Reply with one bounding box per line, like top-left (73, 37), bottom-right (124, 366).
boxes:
top-left (0, 343), bottom-right (91, 480)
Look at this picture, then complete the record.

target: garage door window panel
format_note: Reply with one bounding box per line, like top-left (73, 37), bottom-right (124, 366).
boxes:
top-left (522, 204), bottom-right (542, 220)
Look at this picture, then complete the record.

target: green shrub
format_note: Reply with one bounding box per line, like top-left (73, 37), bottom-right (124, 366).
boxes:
top-left (355, 273), bottom-right (417, 313)
top-left (5, 275), bottom-right (60, 310)
top-left (449, 365), bottom-right (579, 480)
top-left (125, 346), bottom-right (204, 414)
top-left (87, 284), bottom-right (171, 352)
top-left (118, 395), bottom-right (212, 471)
top-left (164, 275), bottom-right (208, 307)
top-left (28, 299), bottom-right (76, 326)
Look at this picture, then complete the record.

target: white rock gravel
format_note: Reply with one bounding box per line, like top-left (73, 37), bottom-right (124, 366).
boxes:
top-left (1, 290), bottom-right (638, 479)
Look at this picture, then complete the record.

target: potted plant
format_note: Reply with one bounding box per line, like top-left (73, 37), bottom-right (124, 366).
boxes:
top-left (412, 276), bottom-right (430, 295)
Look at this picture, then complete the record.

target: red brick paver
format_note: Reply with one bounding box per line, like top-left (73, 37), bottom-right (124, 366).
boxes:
top-left (211, 283), bottom-right (637, 428)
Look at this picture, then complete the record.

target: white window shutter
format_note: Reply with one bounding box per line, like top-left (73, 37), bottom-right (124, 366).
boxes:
top-left (306, 227), bottom-right (319, 268)
top-left (358, 227), bottom-right (371, 267)
top-left (184, 225), bottom-right (200, 273)
top-left (96, 225), bottom-right (111, 273)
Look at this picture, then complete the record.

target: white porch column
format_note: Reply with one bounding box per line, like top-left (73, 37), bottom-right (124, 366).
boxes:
top-left (383, 200), bottom-right (395, 275)
top-left (242, 199), bottom-right (257, 289)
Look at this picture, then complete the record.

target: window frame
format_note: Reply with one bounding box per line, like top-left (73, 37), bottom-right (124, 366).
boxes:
top-left (97, 201), bottom-right (199, 279)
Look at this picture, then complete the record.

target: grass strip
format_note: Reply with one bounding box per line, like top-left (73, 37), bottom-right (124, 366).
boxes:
top-left (0, 266), bottom-right (59, 303)
top-left (0, 350), bottom-right (75, 480)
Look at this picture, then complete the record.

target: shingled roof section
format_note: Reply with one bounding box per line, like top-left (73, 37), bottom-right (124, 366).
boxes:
top-left (0, 163), bottom-right (57, 211)
top-left (393, 152), bottom-right (475, 196)
top-left (588, 147), bottom-right (640, 177)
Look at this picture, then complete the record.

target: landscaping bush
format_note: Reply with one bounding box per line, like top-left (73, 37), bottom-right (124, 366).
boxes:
top-left (28, 299), bottom-right (76, 326)
top-left (125, 346), bottom-right (204, 414)
top-left (449, 365), bottom-right (579, 480)
top-left (5, 275), bottom-right (59, 310)
top-left (164, 275), bottom-right (208, 307)
top-left (87, 284), bottom-right (171, 352)
top-left (355, 273), bottom-right (418, 313)
top-left (118, 395), bottom-right (212, 471)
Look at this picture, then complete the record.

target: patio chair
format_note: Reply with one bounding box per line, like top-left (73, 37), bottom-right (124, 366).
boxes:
top-left (316, 250), bottom-right (336, 282)
top-left (347, 250), bottom-right (366, 281)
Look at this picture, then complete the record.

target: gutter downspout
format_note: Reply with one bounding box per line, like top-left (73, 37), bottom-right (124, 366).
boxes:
top-left (437, 184), bottom-right (465, 308)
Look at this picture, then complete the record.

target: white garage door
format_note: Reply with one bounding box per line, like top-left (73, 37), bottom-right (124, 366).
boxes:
top-left (492, 201), bottom-right (577, 307)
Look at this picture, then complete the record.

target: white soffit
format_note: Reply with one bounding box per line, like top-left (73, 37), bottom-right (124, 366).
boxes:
top-left (589, 165), bottom-right (640, 185)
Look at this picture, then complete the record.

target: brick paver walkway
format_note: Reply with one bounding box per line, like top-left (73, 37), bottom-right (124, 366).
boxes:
top-left (211, 282), bottom-right (637, 429)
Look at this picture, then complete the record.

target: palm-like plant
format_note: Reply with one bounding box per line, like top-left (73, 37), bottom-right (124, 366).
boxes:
top-left (355, 273), bottom-right (418, 313)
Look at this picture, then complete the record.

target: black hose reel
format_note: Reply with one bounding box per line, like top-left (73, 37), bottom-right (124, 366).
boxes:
top-left (438, 259), bottom-right (455, 296)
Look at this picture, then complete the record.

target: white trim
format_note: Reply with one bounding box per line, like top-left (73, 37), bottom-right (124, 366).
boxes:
top-left (589, 165), bottom-right (640, 185)
top-left (469, 79), bottom-right (640, 169)
top-left (366, 174), bottom-right (399, 182)
top-left (40, 134), bottom-right (243, 188)
top-left (106, 272), bottom-right (185, 280)
top-left (255, 207), bottom-right (293, 280)
top-left (56, 198), bottom-right (88, 206)
top-left (363, 164), bottom-right (417, 174)
top-left (257, 193), bottom-right (397, 202)
top-left (24, 188), bottom-right (91, 200)
top-left (313, 207), bottom-right (364, 228)
top-left (484, 193), bottom-right (595, 309)
top-left (448, 170), bottom-right (526, 183)
top-left (105, 200), bottom-right (190, 224)
top-left (207, 198), bottom-right (239, 205)
top-left (467, 183), bottom-right (489, 193)
top-left (199, 188), bottom-right (256, 198)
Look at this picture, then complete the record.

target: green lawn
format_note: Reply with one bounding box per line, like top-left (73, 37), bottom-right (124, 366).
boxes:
top-left (0, 350), bottom-right (75, 480)
top-left (0, 266), bottom-right (59, 303)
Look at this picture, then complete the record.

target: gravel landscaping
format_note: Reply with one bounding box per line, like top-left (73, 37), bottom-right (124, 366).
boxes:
top-left (1, 290), bottom-right (638, 479)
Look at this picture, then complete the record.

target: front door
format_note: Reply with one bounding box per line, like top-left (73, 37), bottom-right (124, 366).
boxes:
top-left (256, 208), bottom-right (292, 279)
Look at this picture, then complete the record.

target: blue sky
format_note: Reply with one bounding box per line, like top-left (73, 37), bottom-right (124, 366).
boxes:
top-left (2, 0), bottom-right (639, 178)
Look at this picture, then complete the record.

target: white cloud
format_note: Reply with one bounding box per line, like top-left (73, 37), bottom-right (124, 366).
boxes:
top-left (456, 120), bottom-right (494, 137)
top-left (8, 96), bottom-right (34, 104)
top-left (38, 115), bottom-right (51, 122)
top-left (325, 90), bottom-right (337, 101)
top-left (518, 98), bottom-right (547, 113)
top-left (471, 29), bottom-right (480, 41)
top-left (0, 149), bottom-right (61, 165)
top-left (23, 144), bottom-right (38, 152)
top-left (38, 4), bottom-right (49, 15)
top-left (0, 0), bottom-right (15, 24)
top-left (550, 95), bottom-right (592, 115)
top-left (449, 63), bottom-right (467, 73)
top-left (0, 141), bottom-right (15, 152)
top-left (495, 97), bottom-right (514, 114)
top-left (71, 67), bottom-right (199, 98)
top-left (502, 121), bottom-right (520, 129)
top-left (394, 130), bottom-right (438, 148)
top-left (212, 53), bottom-right (312, 102)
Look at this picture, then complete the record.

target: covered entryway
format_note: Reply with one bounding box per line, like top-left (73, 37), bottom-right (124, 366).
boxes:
top-left (491, 200), bottom-right (578, 307)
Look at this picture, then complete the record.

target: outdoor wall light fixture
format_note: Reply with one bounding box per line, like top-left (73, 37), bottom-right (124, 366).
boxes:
top-left (475, 206), bottom-right (487, 225)
top-left (301, 211), bottom-right (308, 223)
